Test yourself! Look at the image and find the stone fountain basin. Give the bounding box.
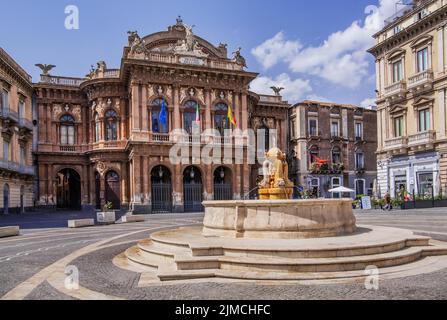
[202,199,356,239]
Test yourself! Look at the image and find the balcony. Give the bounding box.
[408,69,433,93]
[60,146,77,152]
[91,141,127,150]
[40,75,84,87]
[384,81,407,100]
[0,109,19,122]
[331,133,342,142]
[384,136,408,154]
[0,160,34,176]
[19,118,34,131]
[150,133,172,143]
[408,130,436,151]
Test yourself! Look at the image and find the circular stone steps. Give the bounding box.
[121,225,447,282]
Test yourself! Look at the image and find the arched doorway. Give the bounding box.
[3,184,10,215]
[95,172,101,210]
[151,166,172,213]
[56,169,81,210]
[183,166,203,212]
[214,166,233,200]
[105,171,121,210]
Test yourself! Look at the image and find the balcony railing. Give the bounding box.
[60,145,77,152]
[19,118,34,130]
[408,130,436,146]
[40,75,84,87]
[151,133,171,143]
[385,136,408,150]
[384,81,407,98]
[0,160,34,175]
[408,69,433,89]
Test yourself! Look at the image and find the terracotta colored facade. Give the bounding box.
[33,19,289,213]
[289,101,378,198]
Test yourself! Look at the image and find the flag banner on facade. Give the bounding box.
[195,101,201,123]
[228,105,237,126]
[159,100,167,126]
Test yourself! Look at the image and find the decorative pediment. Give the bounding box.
[387,48,405,61]
[388,104,406,114]
[413,96,434,108]
[411,34,433,49]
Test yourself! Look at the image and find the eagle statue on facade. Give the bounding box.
[270,86,284,96]
[35,64,56,76]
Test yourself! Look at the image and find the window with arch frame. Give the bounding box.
[104,109,118,141]
[60,114,75,145]
[183,100,198,134]
[151,98,169,134]
[214,103,230,135]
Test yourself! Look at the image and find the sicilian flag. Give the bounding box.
[228,105,237,126]
[159,100,167,126]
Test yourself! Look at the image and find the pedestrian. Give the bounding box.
[384,192,392,211]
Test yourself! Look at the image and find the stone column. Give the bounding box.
[205,88,211,130]
[439,89,446,139]
[131,83,140,131]
[142,85,148,131]
[82,106,87,145]
[121,161,129,206]
[46,104,51,143]
[173,164,183,212]
[205,165,213,200]
[82,165,88,206]
[241,92,248,131]
[143,156,149,204]
[173,85,181,130]
[438,25,445,73]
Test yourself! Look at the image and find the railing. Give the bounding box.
[385,136,408,149]
[408,130,436,146]
[40,75,84,87]
[258,95,283,103]
[103,69,120,78]
[212,135,233,145]
[60,145,77,152]
[408,69,433,88]
[0,160,34,175]
[151,133,171,143]
[0,108,19,122]
[384,81,407,97]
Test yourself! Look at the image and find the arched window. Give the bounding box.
[60,115,75,145]
[259,121,270,151]
[94,113,100,142]
[104,110,118,141]
[151,98,169,134]
[183,100,198,134]
[214,103,230,135]
[332,147,342,164]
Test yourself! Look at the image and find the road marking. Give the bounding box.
[0,222,199,300]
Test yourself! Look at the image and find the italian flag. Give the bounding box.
[228,105,237,126]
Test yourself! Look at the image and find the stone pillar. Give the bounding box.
[82,165,88,206]
[142,85,148,131]
[82,106,87,145]
[121,161,129,206]
[100,172,105,209]
[439,89,446,139]
[241,92,248,131]
[173,164,183,212]
[205,88,212,130]
[46,104,51,143]
[143,156,149,204]
[205,165,213,200]
[131,83,140,131]
[438,25,445,73]
[173,85,181,130]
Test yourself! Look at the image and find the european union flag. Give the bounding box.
[159,100,167,126]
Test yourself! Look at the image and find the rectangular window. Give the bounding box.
[417,48,429,73]
[331,121,339,137]
[3,141,9,161]
[392,60,403,83]
[20,146,25,166]
[61,126,68,145]
[418,172,433,196]
[2,89,9,112]
[332,177,341,199]
[418,109,430,132]
[394,116,404,137]
[18,100,25,120]
[309,119,318,136]
[291,119,296,139]
[356,153,365,170]
[355,122,363,140]
[68,126,75,145]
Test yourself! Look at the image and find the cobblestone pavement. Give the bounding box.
[1,208,447,300]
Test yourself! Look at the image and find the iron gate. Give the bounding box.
[214,183,233,200]
[151,183,173,213]
[184,183,203,212]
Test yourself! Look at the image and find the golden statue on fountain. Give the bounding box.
[258,147,294,200]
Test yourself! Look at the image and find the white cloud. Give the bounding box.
[250,73,312,102]
[305,94,331,103]
[251,32,301,69]
[251,0,397,88]
[360,97,377,109]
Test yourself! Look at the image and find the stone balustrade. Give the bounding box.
[40,75,84,87]
[408,69,434,89]
[385,136,408,149]
[384,80,407,98]
[408,130,436,146]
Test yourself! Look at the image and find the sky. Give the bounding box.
[0,0,401,107]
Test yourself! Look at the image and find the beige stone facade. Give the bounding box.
[0,48,35,214]
[32,19,289,213]
[369,0,447,197]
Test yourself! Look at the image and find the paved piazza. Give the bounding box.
[1,208,447,300]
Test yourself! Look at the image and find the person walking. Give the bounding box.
[384,192,392,211]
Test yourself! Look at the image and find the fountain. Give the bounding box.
[116,148,447,284]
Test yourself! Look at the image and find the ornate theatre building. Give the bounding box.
[33,18,289,213]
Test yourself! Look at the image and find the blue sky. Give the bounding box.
[0,0,398,106]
